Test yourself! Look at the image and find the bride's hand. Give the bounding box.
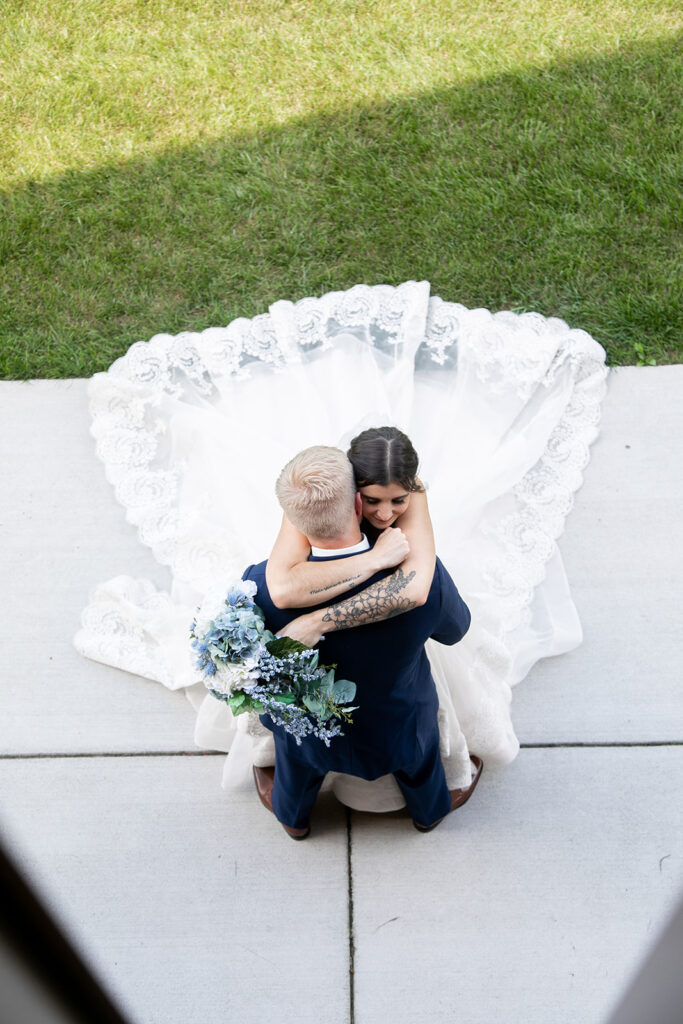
[372,527,410,569]
[277,610,324,648]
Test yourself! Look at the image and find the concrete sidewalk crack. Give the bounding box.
[0,751,223,759]
[520,741,683,748]
[2,742,682,761]
[346,807,356,1024]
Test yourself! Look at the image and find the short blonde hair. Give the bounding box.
[275,446,356,540]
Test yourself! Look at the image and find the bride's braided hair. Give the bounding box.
[347,426,423,492]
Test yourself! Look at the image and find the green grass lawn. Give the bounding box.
[1,0,681,378]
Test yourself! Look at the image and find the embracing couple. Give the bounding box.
[242,427,482,839]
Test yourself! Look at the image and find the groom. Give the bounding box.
[242,445,479,838]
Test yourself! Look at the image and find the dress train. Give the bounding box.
[74,281,607,810]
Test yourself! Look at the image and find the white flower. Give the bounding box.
[239,579,258,601]
[210,658,261,696]
[194,578,255,637]
[194,588,229,636]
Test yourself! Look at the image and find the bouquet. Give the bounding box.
[190,580,358,746]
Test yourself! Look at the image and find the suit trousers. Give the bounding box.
[271,734,451,829]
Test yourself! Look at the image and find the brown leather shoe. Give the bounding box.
[252,765,310,840]
[413,755,483,833]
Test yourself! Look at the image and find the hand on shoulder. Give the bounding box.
[371,526,410,570]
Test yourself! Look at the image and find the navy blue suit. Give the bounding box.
[242,549,471,828]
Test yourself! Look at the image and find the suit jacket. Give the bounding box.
[242,548,470,779]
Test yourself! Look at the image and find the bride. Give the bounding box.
[75,280,607,811]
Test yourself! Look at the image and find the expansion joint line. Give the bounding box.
[3,742,682,762]
[520,741,683,749]
[346,807,356,1024]
[0,751,223,759]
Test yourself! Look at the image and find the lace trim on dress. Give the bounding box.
[463,309,607,634]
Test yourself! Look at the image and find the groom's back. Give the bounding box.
[242,555,469,779]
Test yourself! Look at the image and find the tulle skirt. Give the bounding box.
[75,281,607,810]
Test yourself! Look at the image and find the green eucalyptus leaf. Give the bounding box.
[332,679,356,703]
[303,695,324,715]
[318,669,335,695]
[229,701,250,716]
[266,636,310,658]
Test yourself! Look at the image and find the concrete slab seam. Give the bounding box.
[0,751,225,759]
[519,741,683,748]
[346,807,356,1024]
[3,742,683,762]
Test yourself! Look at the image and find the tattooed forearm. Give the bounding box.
[320,569,418,630]
[310,574,363,597]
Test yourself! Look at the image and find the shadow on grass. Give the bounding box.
[1,33,680,377]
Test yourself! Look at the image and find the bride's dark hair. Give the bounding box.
[347,426,423,492]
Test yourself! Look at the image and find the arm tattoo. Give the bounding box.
[320,569,417,630]
[310,574,363,597]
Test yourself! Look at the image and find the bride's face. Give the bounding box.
[359,483,412,530]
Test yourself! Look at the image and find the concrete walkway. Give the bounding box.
[1,367,682,1024]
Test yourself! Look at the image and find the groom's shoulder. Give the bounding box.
[434,556,453,583]
[242,559,268,584]
[242,559,279,613]
[429,556,451,590]
[430,556,460,603]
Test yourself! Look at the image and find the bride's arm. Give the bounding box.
[277,485,437,643]
[380,483,436,607]
[265,514,410,609]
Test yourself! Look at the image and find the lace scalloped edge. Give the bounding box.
[85,284,608,663]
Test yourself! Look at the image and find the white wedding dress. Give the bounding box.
[74,281,607,810]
